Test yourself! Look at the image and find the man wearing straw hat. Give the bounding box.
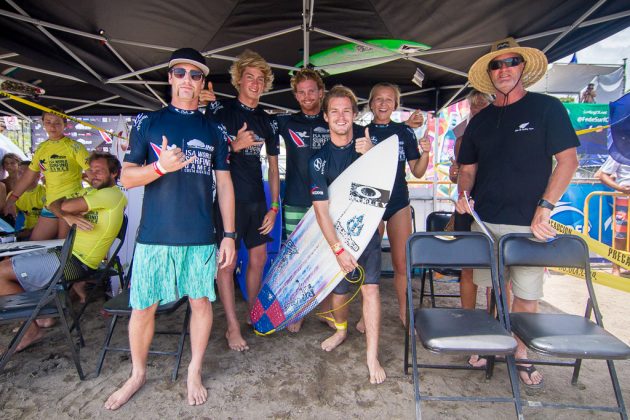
[455,38,579,388]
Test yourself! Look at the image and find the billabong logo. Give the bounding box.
[187,139,214,152]
[515,122,534,133]
[288,129,307,147]
[349,183,390,208]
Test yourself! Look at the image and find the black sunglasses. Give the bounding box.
[488,56,524,71]
[169,67,204,81]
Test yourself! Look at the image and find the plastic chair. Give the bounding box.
[404,231,522,419]
[95,259,190,381]
[71,214,128,331]
[419,211,461,307]
[0,226,85,379]
[499,233,630,418]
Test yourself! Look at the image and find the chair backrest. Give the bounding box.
[498,233,601,324]
[425,211,452,232]
[108,214,128,260]
[407,231,494,270]
[43,225,77,294]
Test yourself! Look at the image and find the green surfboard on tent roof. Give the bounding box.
[294,39,431,76]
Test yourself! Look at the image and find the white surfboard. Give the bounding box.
[251,135,399,334]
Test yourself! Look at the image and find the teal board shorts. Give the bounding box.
[130,243,217,310]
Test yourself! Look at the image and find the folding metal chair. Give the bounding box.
[499,233,630,418]
[404,231,522,419]
[95,259,190,381]
[0,226,85,379]
[71,214,128,330]
[419,211,461,307]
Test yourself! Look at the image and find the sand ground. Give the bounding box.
[1,271,629,419]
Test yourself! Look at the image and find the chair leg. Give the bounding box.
[95,313,120,377]
[428,271,436,308]
[54,294,85,380]
[410,312,422,419]
[172,303,191,381]
[505,354,525,420]
[419,269,427,306]
[571,358,583,385]
[606,359,628,420]
[404,289,411,375]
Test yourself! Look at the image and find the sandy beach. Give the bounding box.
[1,271,629,419]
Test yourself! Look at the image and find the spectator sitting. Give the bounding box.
[1,153,21,196]
[0,151,127,350]
[14,161,46,240]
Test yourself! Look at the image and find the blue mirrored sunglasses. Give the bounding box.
[169,67,204,81]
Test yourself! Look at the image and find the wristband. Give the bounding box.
[331,242,343,254]
[270,207,279,213]
[9,192,20,201]
[271,201,279,209]
[458,190,469,199]
[334,247,345,256]
[155,160,168,174]
[152,162,165,176]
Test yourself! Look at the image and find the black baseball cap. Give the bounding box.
[168,48,209,76]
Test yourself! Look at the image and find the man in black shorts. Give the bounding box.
[309,85,386,384]
[202,50,280,351]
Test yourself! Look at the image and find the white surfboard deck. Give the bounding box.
[251,135,399,334]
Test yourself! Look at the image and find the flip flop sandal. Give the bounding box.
[517,364,544,389]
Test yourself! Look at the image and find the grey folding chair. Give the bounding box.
[0,226,85,379]
[499,233,630,418]
[404,231,522,419]
[419,211,461,307]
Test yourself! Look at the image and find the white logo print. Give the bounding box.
[313,158,326,174]
[514,122,534,133]
[187,139,214,152]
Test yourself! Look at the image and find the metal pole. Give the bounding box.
[624,58,628,94]
[543,0,607,53]
[433,89,440,212]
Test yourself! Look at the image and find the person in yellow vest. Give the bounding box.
[14,161,46,240]
[0,151,126,351]
[4,106,90,240]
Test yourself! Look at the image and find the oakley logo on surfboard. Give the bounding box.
[349,183,390,208]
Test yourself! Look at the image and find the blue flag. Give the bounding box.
[607,92,630,164]
[569,53,578,64]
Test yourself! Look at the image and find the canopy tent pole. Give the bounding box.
[543,0,607,53]
[100,31,167,107]
[0,99,32,121]
[438,83,469,115]
[302,0,314,67]
[6,0,103,81]
[433,89,439,212]
[65,95,119,113]
[0,58,84,82]
[106,26,302,83]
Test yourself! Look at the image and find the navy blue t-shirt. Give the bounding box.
[458,92,580,225]
[309,139,360,201]
[125,104,230,245]
[206,98,280,202]
[277,111,330,206]
[367,121,420,210]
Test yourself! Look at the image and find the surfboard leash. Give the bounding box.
[315,265,365,328]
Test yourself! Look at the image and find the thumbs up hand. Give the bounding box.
[355,127,374,155]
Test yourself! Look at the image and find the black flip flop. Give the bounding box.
[516,364,544,389]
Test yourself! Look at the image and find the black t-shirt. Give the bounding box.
[125,104,230,245]
[206,98,280,202]
[458,92,580,225]
[309,139,360,201]
[277,111,330,206]
[367,121,420,209]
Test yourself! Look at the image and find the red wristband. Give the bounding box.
[270,207,279,213]
[9,192,20,201]
[334,247,345,256]
[152,161,165,176]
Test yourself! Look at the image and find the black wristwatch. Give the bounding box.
[223,232,237,240]
[537,199,555,211]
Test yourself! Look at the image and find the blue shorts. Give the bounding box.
[40,207,57,219]
[130,243,218,310]
[333,232,381,295]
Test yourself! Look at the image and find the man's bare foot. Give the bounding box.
[286,319,303,333]
[468,354,488,368]
[367,359,386,384]
[104,375,146,410]
[187,367,208,406]
[15,328,45,352]
[355,317,365,334]
[321,330,347,352]
[36,318,56,328]
[225,329,249,351]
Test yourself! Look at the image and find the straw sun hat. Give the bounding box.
[468,37,548,94]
